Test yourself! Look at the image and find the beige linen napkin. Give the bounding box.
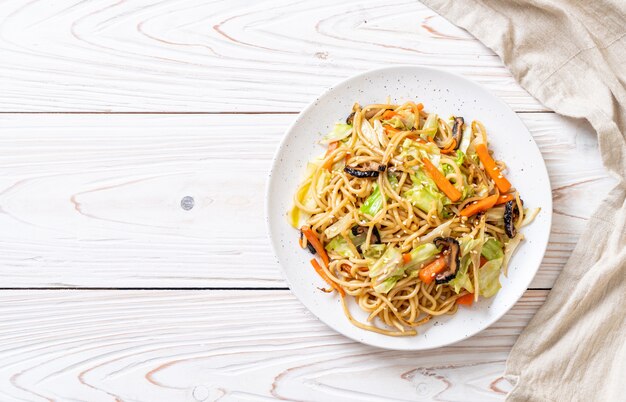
[420,1,626,401]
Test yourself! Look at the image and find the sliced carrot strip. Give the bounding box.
[441,139,457,154]
[310,258,345,296]
[383,124,399,135]
[456,293,474,305]
[495,193,515,205]
[402,253,412,264]
[301,227,330,267]
[459,194,499,217]
[382,110,397,120]
[418,256,447,285]
[421,157,462,202]
[475,143,511,193]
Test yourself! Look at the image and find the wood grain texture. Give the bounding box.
[0,113,613,288]
[0,289,547,402]
[0,0,546,113]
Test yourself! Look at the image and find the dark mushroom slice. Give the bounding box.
[451,117,464,150]
[351,225,381,246]
[504,200,520,238]
[433,237,461,284]
[299,229,317,255]
[346,112,355,125]
[344,162,386,178]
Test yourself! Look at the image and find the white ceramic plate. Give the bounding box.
[266,66,551,350]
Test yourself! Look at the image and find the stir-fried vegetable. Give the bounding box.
[310,258,345,296]
[321,123,353,144]
[418,256,447,285]
[325,236,356,258]
[369,246,403,282]
[421,157,462,202]
[421,112,438,139]
[301,227,330,267]
[456,293,474,305]
[459,194,498,217]
[478,258,503,297]
[475,143,511,193]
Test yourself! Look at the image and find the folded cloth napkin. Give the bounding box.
[420,1,626,401]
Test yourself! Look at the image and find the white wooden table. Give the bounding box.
[0,1,614,401]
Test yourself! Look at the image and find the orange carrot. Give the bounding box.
[421,157,462,202]
[456,293,474,305]
[441,139,457,154]
[459,194,499,217]
[475,143,511,193]
[310,258,345,296]
[495,193,515,205]
[383,124,399,135]
[402,253,412,264]
[322,141,339,170]
[418,256,447,285]
[382,110,397,120]
[301,227,330,267]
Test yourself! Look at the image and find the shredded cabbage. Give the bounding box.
[382,110,415,130]
[363,244,386,260]
[418,219,454,245]
[482,238,504,260]
[369,246,403,282]
[320,123,352,144]
[404,168,447,214]
[421,113,438,138]
[403,243,440,272]
[454,149,465,165]
[361,119,380,148]
[404,185,444,214]
[503,233,524,276]
[360,175,398,218]
[449,255,474,294]
[360,183,383,217]
[324,213,352,239]
[459,235,481,256]
[478,257,503,297]
[486,205,505,222]
[374,276,400,294]
[373,119,387,146]
[398,139,441,167]
[325,236,356,258]
[521,207,541,227]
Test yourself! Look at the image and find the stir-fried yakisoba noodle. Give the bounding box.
[289,101,540,336]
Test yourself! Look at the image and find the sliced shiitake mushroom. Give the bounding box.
[351,225,381,244]
[299,229,317,255]
[433,237,461,284]
[346,112,355,125]
[344,162,386,178]
[504,200,520,238]
[451,117,464,150]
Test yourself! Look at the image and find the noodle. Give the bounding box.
[290,101,536,336]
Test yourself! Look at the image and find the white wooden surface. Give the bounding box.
[0,0,614,401]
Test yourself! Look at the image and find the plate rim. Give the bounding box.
[265,64,553,350]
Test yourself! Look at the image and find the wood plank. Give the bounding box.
[0,289,547,401]
[0,113,612,288]
[0,0,546,113]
